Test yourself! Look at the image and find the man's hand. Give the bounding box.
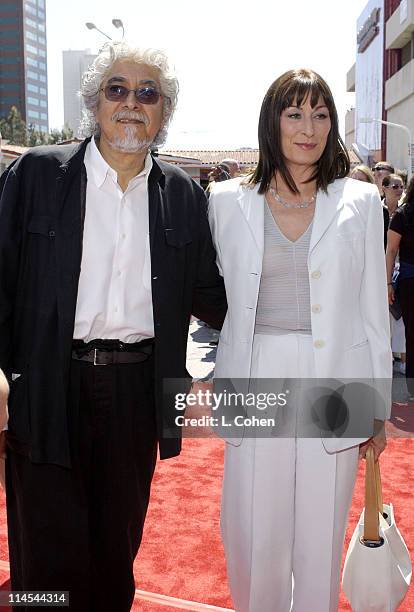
[359,419,387,462]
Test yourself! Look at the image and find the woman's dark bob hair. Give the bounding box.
[249,68,350,194]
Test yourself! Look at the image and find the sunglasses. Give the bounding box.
[386,184,404,190]
[100,84,163,105]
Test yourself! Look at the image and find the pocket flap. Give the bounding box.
[27,215,54,236]
[164,228,192,247]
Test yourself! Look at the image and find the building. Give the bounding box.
[384,0,414,173]
[63,49,97,136]
[0,0,48,132]
[346,0,414,174]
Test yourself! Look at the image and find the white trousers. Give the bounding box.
[221,333,359,612]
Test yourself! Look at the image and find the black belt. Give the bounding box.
[71,338,154,366]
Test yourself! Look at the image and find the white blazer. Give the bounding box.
[208,176,393,452]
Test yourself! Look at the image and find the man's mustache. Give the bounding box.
[111,111,149,126]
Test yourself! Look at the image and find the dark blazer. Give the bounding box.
[0,137,226,467]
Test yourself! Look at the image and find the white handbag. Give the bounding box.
[342,446,412,611]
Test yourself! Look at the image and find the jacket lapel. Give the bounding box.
[308,180,345,257]
[54,138,90,366]
[148,157,164,251]
[237,183,264,265]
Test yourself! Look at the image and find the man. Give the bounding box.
[219,158,240,178]
[372,160,394,192]
[0,42,226,612]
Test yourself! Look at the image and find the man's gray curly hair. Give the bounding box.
[79,41,179,148]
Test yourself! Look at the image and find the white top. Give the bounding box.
[73,137,154,342]
[255,201,312,335]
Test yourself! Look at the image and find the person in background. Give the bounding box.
[396,168,408,190]
[382,173,405,220]
[208,162,231,184]
[372,161,394,193]
[350,164,374,184]
[220,158,240,178]
[387,174,414,402]
[209,68,391,612]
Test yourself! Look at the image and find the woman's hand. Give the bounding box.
[359,419,387,462]
[388,284,395,305]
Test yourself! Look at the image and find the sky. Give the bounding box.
[46,0,369,149]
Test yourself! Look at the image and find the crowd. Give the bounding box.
[350,160,414,401]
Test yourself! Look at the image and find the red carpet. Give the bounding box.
[0,435,412,611]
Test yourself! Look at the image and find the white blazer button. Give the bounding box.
[314,339,325,349]
[312,304,322,313]
[311,270,321,279]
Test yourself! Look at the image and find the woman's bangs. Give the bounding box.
[282,79,328,110]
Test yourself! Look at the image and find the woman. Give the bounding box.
[387,174,414,402]
[382,174,407,374]
[350,164,375,184]
[382,173,405,218]
[208,69,392,612]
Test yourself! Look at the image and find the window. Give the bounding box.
[26,57,38,67]
[39,49,46,58]
[1,43,19,50]
[25,17,37,27]
[38,0,45,7]
[26,31,38,42]
[41,112,47,120]
[28,110,39,119]
[26,0,36,5]
[25,4,37,15]
[39,74,46,82]
[39,62,46,70]
[28,96,39,106]
[26,43,38,55]
[1,69,19,77]
[0,83,19,90]
[38,23,45,32]
[27,70,39,80]
[1,58,19,65]
[39,87,46,95]
[0,16,18,23]
[38,36,46,45]
[27,84,39,93]
[38,10,45,19]
[40,100,47,108]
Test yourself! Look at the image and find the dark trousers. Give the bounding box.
[399,277,414,396]
[6,356,158,612]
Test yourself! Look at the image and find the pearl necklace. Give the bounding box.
[269,185,316,209]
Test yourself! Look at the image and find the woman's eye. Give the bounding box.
[314,113,329,120]
[287,113,301,119]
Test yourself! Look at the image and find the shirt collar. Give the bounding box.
[86,136,153,189]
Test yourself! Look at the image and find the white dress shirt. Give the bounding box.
[73,137,154,342]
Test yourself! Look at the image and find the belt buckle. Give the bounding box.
[93,348,108,366]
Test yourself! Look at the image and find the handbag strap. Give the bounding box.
[363,446,383,542]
